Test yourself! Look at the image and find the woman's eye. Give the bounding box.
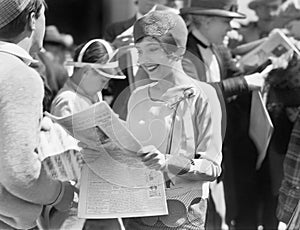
[149,47,159,52]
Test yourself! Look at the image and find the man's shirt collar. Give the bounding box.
[191,29,211,49]
[0,41,38,65]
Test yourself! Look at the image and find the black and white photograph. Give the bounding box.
[1,0,300,229]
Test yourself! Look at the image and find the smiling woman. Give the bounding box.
[124,10,226,229]
[136,37,175,80]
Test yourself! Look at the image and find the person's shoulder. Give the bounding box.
[52,84,77,106]
[189,79,221,103]
[0,54,43,91]
[131,83,153,98]
[51,88,77,116]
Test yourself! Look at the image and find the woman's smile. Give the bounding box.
[144,64,160,72]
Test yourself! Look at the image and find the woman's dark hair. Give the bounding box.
[73,41,111,64]
[0,0,46,39]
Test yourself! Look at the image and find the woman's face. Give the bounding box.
[286,20,300,40]
[255,4,279,21]
[81,67,110,96]
[136,37,174,81]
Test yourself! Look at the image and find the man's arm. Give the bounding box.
[0,67,68,205]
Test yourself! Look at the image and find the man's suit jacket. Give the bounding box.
[183,33,228,82]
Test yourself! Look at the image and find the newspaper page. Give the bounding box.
[39,122,79,161]
[249,91,274,170]
[238,29,300,68]
[45,101,168,218]
[38,120,82,182]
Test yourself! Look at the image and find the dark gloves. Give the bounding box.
[38,181,77,229]
[50,181,76,212]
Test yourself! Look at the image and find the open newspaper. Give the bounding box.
[45,101,168,219]
[238,29,300,68]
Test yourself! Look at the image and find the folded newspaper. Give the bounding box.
[45,101,168,219]
[238,29,300,69]
[38,119,82,182]
[249,91,274,170]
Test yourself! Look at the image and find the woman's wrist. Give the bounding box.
[164,155,192,175]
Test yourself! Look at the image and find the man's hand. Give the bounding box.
[278,221,287,230]
[40,116,53,131]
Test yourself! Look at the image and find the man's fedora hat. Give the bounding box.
[248,0,283,10]
[180,0,246,19]
[44,25,74,49]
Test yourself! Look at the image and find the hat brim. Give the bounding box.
[65,61,126,79]
[94,68,126,79]
[180,8,246,19]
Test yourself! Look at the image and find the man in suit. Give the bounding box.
[180,1,265,229]
[180,0,245,82]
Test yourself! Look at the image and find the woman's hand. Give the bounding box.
[137,145,166,171]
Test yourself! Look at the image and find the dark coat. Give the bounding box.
[183,32,228,82]
[104,16,136,42]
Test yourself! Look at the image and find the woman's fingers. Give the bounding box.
[141,152,159,162]
[78,142,88,148]
[137,145,166,170]
[137,145,157,155]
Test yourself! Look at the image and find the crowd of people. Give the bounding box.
[1,0,300,229]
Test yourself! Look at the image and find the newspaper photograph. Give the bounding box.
[45,101,142,152]
[45,101,168,218]
[238,29,300,68]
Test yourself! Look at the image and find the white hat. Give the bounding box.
[66,39,125,79]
